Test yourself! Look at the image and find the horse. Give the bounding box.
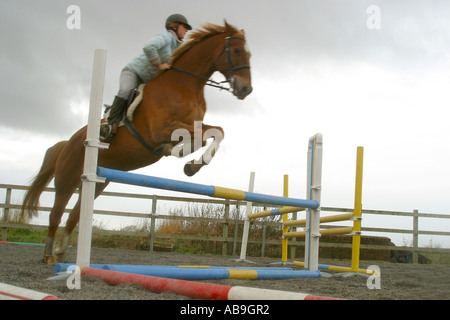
[21,22,252,264]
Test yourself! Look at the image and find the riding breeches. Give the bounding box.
[117,68,144,100]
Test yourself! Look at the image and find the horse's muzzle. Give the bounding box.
[232,76,253,100]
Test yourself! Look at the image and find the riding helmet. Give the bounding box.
[166,14,192,30]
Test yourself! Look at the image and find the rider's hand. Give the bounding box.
[158,63,171,71]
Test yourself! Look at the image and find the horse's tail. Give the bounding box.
[21,140,67,221]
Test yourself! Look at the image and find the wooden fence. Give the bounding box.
[1,183,450,263]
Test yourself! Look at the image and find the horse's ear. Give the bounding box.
[224,19,233,33]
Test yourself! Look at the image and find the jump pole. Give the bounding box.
[350,146,364,272]
[289,146,372,275]
[247,206,304,219]
[304,133,323,271]
[76,49,108,269]
[0,283,61,300]
[80,268,337,300]
[282,174,289,263]
[96,167,319,209]
[238,172,255,263]
[242,134,322,267]
[55,263,320,280]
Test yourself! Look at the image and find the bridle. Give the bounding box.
[171,35,251,93]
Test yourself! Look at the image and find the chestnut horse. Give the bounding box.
[21,22,252,264]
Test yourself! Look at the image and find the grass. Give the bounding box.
[401,236,450,264]
[422,239,450,264]
[5,227,48,244]
[153,203,283,255]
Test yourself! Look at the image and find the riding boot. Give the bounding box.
[100,96,128,143]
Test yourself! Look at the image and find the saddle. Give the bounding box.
[103,83,145,127]
[102,84,158,154]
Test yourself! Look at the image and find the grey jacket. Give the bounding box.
[126,31,181,82]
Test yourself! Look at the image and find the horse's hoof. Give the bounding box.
[155,143,173,157]
[184,163,195,176]
[55,252,65,262]
[44,256,57,265]
[184,162,203,177]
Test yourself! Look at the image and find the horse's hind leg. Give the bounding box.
[53,197,80,262]
[54,182,109,262]
[44,188,76,264]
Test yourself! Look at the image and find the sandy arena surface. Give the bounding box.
[1,243,449,302]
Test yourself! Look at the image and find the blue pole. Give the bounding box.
[97,167,215,197]
[97,167,319,208]
[55,264,321,280]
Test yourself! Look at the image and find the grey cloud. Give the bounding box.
[1,0,450,137]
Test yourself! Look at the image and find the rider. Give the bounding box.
[100,14,192,142]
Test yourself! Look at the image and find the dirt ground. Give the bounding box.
[1,242,449,301]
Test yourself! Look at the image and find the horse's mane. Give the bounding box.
[170,22,241,65]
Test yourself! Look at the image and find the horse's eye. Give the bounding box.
[233,48,241,54]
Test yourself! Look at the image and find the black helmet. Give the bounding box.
[166,14,192,30]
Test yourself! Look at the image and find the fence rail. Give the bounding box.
[1,183,450,261]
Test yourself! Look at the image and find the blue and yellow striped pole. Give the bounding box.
[55,263,321,280]
[247,206,304,219]
[97,167,320,208]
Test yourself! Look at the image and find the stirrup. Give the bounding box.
[100,123,117,143]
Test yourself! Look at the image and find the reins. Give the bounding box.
[170,66,234,92]
[170,35,250,93]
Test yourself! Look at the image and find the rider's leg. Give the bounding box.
[100,68,142,142]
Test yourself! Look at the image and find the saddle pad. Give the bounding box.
[103,83,145,127]
[124,83,145,124]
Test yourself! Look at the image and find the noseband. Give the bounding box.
[171,35,251,93]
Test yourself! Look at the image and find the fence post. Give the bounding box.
[1,188,11,241]
[413,209,419,264]
[232,202,240,256]
[149,195,157,252]
[222,200,230,255]
[290,210,297,259]
[261,214,267,257]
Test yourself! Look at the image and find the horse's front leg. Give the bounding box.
[181,123,224,176]
[152,121,224,176]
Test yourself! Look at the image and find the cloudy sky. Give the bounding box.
[1,0,449,246]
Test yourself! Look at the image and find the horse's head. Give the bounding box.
[170,21,253,100]
[214,22,253,100]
